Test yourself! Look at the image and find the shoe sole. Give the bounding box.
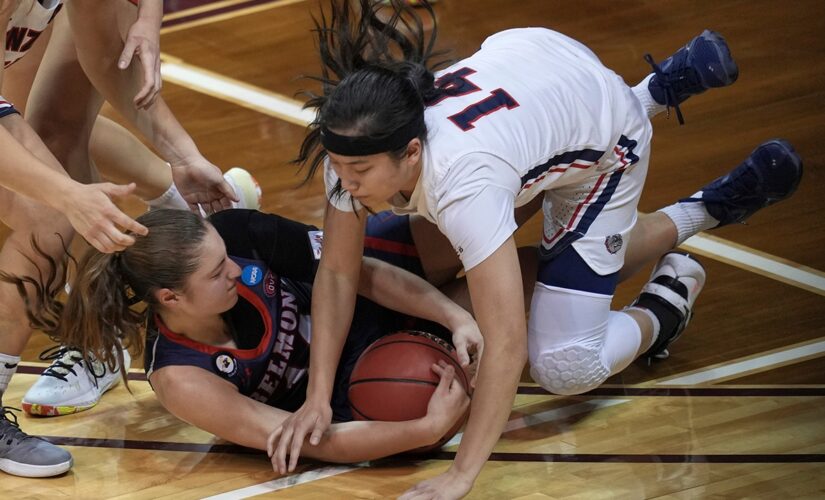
[22,374,123,417]
[225,167,262,210]
[0,456,73,478]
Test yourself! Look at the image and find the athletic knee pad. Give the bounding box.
[529,345,611,396]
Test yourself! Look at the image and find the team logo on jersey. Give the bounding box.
[263,270,277,298]
[213,352,238,378]
[604,234,623,254]
[241,265,263,286]
[308,230,324,260]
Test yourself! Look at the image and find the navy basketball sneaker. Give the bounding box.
[684,139,803,227]
[646,30,739,124]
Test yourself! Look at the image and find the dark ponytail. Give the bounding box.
[295,0,451,186]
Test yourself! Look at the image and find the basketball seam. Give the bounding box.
[359,339,470,389]
[349,377,439,387]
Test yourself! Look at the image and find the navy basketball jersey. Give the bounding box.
[145,255,312,412]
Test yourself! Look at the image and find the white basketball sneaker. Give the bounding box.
[630,252,706,362]
[21,346,130,417]
[223,167,262,210]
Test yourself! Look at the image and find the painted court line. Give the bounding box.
[159,56,315,127]
[201,465,359,499]
[681,232,825,296]
[655,338,825,386]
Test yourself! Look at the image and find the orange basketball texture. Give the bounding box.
[348,331,470,449]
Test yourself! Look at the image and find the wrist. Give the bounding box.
[414,415,442,446]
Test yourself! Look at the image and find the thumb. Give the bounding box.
[102,182,138,200]
[119,38,138,69]
[452,336,470,367]
[218,178,239,203]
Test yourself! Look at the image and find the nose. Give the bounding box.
[340,175,359,194]
[228,260,242,281]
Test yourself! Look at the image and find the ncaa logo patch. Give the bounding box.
[604,234,623,254]
[241,265,263,286]
[213,352,238,378]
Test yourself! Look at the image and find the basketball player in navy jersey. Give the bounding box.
[2,208,478,465]
[279,2,803,498]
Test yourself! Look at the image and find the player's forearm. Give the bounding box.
[311,418,437,463]
[306,266,360,401]
[358,256,472,331]
[0,128,76,208]
[450,332,525,479]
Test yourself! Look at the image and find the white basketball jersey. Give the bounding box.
[326,28,652,270]
[4,0,63,68]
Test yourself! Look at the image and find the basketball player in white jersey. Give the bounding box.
[275,2,803,498]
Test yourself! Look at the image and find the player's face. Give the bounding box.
[327,139,422,207]
[178,226,242,315]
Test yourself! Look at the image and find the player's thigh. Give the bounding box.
[1,24,53,114]
[540,144,650,277]
[25,12,103,172]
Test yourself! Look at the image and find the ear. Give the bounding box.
[405,138,422,165]
[155,288,180,308]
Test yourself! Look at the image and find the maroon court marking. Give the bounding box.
[161,0,286,29]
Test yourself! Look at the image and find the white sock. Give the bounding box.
[632,74,667,118]
[146,182,189,211]
[625,306,661,352]
[0,352,21,398]
[658,196,721,246]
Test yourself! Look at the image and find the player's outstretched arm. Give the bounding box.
[0,123,147,252]
[271,203,367,474]
[401,237,527,500]
[150,363,468,465]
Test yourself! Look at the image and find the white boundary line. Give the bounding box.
[159,57,315,127]
[680,233,825,296]
[201,465,360,500]
[654,338,825,386]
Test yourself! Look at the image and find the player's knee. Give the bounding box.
[528,344,610,395]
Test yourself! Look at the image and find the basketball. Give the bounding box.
[348,330,470,450]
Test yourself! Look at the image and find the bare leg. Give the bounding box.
[619,212,678,282]
[0,114,75,356]
[90,116,172,200]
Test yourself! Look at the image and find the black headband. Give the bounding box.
[320,117,423,156]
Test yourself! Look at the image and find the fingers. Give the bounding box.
[308,419,325,446]
[118,38,138,70]
[288,416,312,472]
[432,361,455,395]
[266,426,283,458]
[453,337,471,367]
[274,423,294,474]
[218,178,240,204]
[135,49,160,109]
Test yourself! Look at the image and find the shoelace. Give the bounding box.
[38,345,106,384]
[643,53,702,126]
[1,407,28,446]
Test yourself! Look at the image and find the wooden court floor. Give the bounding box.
[2,0,824,498]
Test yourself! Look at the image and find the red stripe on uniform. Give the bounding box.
[565,173,607,230]
[363,236,419,257]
